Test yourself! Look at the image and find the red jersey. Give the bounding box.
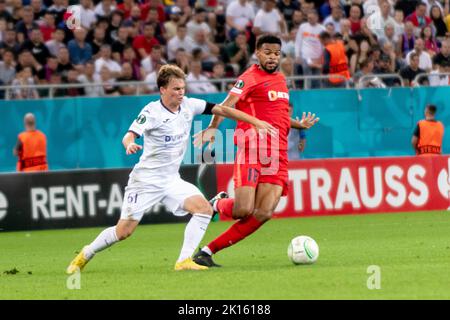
[229,64,290,151]
[132,35,160,55]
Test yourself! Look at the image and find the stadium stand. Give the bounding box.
[0,0,450,99]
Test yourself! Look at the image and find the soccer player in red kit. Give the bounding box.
[192,35,319,267]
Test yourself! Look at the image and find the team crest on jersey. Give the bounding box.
[182,112,191,121]
[234,80,245,89]
[136,114,146,124]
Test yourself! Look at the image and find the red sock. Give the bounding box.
[217,198,234,219]
[207,215,264,254]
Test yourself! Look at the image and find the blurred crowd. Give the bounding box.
[1,0,450,99]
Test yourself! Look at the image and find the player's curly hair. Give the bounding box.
[256,34,282,49]
[157,64,186,89]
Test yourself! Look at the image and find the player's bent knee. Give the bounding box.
[188,203,213,216]
[117,234,126,241]
[232,205,254,219]
[254,209,273,222]
[116,227,134,241]
[117,232,131,241]
[195,204,213,216]
[184,197,213,215]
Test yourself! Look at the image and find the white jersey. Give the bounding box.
[295,22,325,61]
[128,97,207,182]
[253,9,283,35]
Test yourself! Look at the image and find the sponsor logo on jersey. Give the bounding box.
[268,90,289,102]
[165,133,186,143]
[136,114,146,124]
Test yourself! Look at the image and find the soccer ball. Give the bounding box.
[287,236,319,265]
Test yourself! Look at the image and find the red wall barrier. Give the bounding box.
[215,155,450,218]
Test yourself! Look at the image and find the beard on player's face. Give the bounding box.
[260,60,279,73]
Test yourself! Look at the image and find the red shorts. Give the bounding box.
[233,148,289,196]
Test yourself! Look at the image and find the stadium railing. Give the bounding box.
[0,75,351,100]
[0,78,235,99]
[413,72,450,86]
[357,73,405,88]
[3,73,450,100]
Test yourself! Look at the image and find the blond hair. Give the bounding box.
[157,64,186,89]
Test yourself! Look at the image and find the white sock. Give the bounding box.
[84,226,119,260]
[212,200,219,212]
[177,214,211,262]
[202,246,213,256]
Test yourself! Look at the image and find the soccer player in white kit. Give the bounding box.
[66,65,276,272]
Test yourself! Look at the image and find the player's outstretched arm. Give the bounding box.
[193,94,277,149]
[211,104,276,136]
[122,131,143,155]
[192,94,238,149]
[208,94,240,129]
[291,112,320,129]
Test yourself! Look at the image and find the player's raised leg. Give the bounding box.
[66,219,139,274]
[252,183,283,223]
[213,186,255,219]
[174,194,213,271]
[212,183,281,252]
[213,150,259,219]
[195,183,282,267]
[194,186,256,266]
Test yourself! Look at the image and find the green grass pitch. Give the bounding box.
[1,210,449,300]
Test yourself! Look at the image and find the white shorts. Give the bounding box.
[120,176,204,221]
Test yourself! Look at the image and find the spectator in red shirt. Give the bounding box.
[117,0,136,19]
[132,22,160,59]
[141,0,166,23]
[145,7,167,44]
[349,4,362,35]
[39,11,56,42]
[406,2,431,29]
